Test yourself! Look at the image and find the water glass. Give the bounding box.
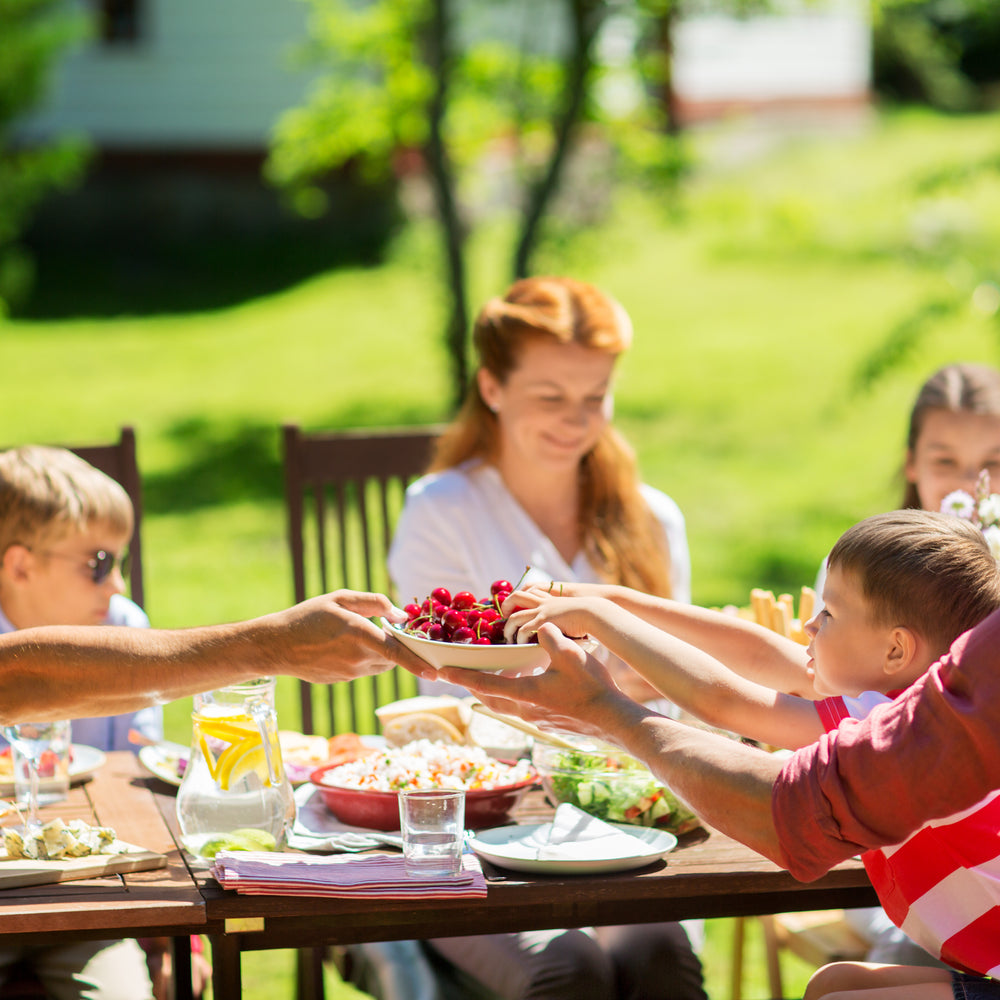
[399,789,465,878]
[4,720,72,825]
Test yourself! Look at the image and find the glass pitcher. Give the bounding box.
[176,677,295,860]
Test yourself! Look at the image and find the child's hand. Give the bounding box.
[500,591,609,645]
[521,581,615,602]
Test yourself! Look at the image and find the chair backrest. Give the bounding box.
[2,427,145,611]
[282,423,441,735]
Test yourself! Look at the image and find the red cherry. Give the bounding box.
[478,608,500,624]
[490,579,513,596]
[467,609,485,628]
[428,622,445,641]
[452,591,477,610]
[452,626,475,644]
[417,620,433,634]
[442,609,467,631]
[431,587,452,606]
[490,592,512,612]
[473,636,492,645]
[404,603,422,620]
[489,621,507,644]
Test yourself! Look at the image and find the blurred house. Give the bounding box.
[17,0,399,282]
[20,0,312,158]
[23,0,872,155]
[671,0,871,126]
[18,0,870,251]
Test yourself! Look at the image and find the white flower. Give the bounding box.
[941,490,977,520]
[977,493,1000,529]
[983,525,1000,561]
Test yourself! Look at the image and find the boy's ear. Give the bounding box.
[1,543,33,583]
[884,626,918,678]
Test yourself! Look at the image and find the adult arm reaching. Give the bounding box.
[0,590,422,725]
[418,608,1000,881]
[426,623,788,864]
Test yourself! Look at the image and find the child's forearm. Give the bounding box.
[586,605,821,750]
[600,592,813,697]
[588,606,770,735]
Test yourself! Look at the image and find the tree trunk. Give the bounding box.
[422,0,469,409]
[512,0,605,279]
[655,4,681,136]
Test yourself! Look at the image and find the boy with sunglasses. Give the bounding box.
[0,445,161,752]
[0,445,160,1000]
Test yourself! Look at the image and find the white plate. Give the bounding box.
[138,741,188,787]
[385,620,595,672]
[468,821,677,875]
[0,744,107,797]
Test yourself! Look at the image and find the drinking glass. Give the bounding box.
[399,789,466,877]
[3,721,71,830]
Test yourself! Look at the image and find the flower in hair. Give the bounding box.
[940,470,1000,560]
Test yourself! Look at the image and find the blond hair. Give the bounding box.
[828,509,1000,656]
[0,446,133,555]
[432,275,672,596]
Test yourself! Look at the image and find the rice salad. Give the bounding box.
[319,739,535,792]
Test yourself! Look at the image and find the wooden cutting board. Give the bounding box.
[0,845,166,890]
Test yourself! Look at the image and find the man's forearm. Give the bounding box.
[597,701,786,864]
[0,623,269,723]
[0,590,415,725]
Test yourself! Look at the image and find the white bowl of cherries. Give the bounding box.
[385,579,552,672]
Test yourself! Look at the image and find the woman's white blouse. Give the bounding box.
[388,460,690,699]
[389,460,690,606]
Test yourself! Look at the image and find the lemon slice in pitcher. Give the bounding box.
[216,742,268,790]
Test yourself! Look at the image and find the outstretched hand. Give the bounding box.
[429,623,641,742]
[274,590,429,683]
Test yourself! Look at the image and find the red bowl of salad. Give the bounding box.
[309,740,537,831]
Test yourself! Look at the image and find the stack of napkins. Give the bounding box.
[535,803,648,861]
[212,850,487,899]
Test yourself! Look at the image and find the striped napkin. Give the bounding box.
[211,850,488,899]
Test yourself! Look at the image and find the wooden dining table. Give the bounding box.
[0,752,879,1000]
[187,788,878,1000]
[0,752,205,999]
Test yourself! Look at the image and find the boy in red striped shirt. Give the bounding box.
[495,509,1000,999]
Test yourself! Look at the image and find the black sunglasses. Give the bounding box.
[30,548,130,585]
[83,549,130,585]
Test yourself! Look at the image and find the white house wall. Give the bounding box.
[673,0,871,104]
[21,0,871,151]
[20,0,316,149]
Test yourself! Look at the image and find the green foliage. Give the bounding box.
[266,0,432,194]
[267,0,693,401]
[872,0,1000,110]
[0,0,91,311]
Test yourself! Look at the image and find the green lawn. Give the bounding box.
[4,106,1000,998]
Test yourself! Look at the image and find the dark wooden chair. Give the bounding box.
[282,423,441,738]
[69,426,146,611]
[282,423,442,1000]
